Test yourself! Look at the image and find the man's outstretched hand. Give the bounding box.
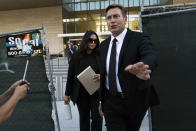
[124,62,151,80]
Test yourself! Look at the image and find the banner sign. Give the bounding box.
[5,32,43,57]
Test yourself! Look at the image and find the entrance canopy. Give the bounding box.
[58,32,111,43]
[58,32,111,38]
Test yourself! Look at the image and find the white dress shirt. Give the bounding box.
[105,28,127,92]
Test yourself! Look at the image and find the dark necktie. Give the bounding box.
[109,38,117,96]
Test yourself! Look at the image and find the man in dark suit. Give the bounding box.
[98,4,159,131]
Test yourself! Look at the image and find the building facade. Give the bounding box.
[0,0,195,55]
[62,0,172,34]
[0,0,63,55]
[61,0,192,44]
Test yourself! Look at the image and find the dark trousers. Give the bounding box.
[76,88,102,131]
[102,94,146,131]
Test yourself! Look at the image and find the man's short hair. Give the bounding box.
[106,4,127,17]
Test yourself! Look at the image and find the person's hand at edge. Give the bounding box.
[93,74,100,81]
[10,80,30,90]
[124,62,151,80]
[14,84,29,100]
[64,96,70,104]
[98,102,104,117]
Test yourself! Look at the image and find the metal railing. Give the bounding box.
[42,25,60,131]
[141,2,196,18]
[47,50,68,101]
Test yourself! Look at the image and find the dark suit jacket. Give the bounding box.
[65,53,100,104]
[99,29,160,113]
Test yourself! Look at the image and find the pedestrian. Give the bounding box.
[64,30,103,131]
[98,4,160,131]
[66,40,73,64]
[73,44,79,53]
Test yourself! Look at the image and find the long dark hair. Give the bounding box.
[78,30,100,58]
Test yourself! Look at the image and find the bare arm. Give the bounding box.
[0,81,29,124]
[0,88,15,106]
[0,80,22,106]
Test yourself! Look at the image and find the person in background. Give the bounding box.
[77,43,80,51]
[73,44,79,53]
[64,30,102,131]
[0,80,29,123]
[98,4,159,131]
[66,40,74,64]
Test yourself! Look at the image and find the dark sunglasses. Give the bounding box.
[88,38,98,44]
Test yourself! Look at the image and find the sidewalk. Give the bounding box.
[48,58,150,131]
[56,101,149,131]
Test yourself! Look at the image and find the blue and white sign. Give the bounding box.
[5,32,43,57]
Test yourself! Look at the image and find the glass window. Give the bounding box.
[157,0,161,4]
[101,20,108,32]
[76,21,88,33]
[143,0,150,6]
[133,0,139,7]
[62,0,72,4]
[119,0,124,6]
[95,2,100,10]
[96,20,101,32]
[75,3,80,11]
[105,0,109,9]
[113,0,118,4]
[110,0,115,5]
[89,2,95,10]
[63,0,145,34]
[127,14,140,31]
[71,3,75,11]
[88,14,100,21]
[101,1,105,9]
[140,0,143,6]
[66,22,75,33]
[88,20,97,31]
[124,0,129,7]
[150,0,158,5]
[63,4,74,11]
[81,3,87,10]
[88,1,100,10]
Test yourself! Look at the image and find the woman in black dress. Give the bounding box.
[64,30,102,131]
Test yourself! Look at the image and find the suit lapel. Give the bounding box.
[102,37,111,71]
[118,29,132,69]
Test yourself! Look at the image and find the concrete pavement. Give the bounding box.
[56,101,149,131]
[47,58,150,131]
